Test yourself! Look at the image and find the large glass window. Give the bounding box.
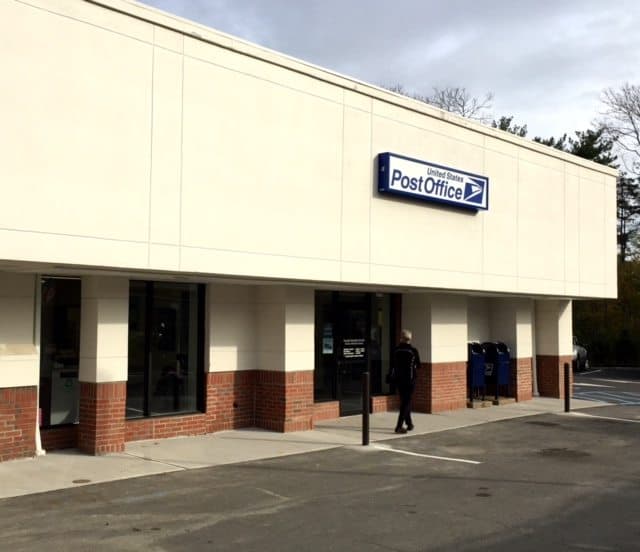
[39,277,81,427]
[126,281,205,419]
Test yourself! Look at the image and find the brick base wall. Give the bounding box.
[206,371,256,432]
[41,425,78,451]
[313,401,340,422]
[512,357,533,402]
[0,386,37,461]
[78,381,126,455]
[255,371,314,432]
[126,414,208,442]
[415,362,467,413]
[413,363,429,413]
[371,394,399,413]
[537,355,573,398]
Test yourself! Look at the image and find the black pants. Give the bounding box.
[396,385,414,429]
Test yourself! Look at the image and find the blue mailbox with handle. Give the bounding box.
[482,341,511,402]
[495,342,511,388]
[467,342,486,401]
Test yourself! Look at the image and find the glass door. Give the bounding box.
[335,293,369,416]
[39,277,81,427]
[315,291,397,416]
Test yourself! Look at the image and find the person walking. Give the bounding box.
[392,329,420,434]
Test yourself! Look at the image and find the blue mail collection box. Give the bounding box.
[482,341,511,387]
[467,342,486,395]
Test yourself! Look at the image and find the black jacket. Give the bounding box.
[392,343,420,388]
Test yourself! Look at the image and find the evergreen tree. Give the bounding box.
[491,116,528,137]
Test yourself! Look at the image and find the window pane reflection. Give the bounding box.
[126,281,203,419]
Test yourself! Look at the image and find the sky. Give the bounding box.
[142,0,640,139]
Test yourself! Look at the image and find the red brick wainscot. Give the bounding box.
[537,355,573,398]
[126,413,208,442]
[0,386,37,461]
[371,394,400,413]
[511,357,533,402]
[78,381,126,455]
[414,362,468,413]
[127,370,258,442]
[313,401,340,423]
[255,370,314,432]
[41,424,78,451]
[206,370,256,433]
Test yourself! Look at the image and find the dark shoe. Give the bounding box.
[407,424,415,431]
[394,427,407,434]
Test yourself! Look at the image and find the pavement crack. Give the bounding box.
[121,452,187,471]
[255,487,289,500]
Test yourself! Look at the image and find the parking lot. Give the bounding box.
[574,366,640,406]
[2,396,640,551]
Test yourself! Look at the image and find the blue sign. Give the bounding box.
[378,152,489,211]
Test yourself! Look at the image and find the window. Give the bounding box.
[126,281,205,418]
[39,277,81,427]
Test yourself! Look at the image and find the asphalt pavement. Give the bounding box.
[574,366,640,405]
[2,370,640,551]
[2,401,640,551]
[0,396,598,499]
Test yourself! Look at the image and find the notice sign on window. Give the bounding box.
[342,338,366,359]
[322,337,334,354]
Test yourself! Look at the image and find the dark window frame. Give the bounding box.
[126,281,205,419]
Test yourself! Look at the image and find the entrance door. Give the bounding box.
[334,293,369,415]
[39,277,81,427]
[315,291,397,415]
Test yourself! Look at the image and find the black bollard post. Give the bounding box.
[362,371,370,446]
[564,362,571,413]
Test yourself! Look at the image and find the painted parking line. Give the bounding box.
[580,369,602,376]
[573,382,614,388]
[591,378,640,385]
[571,411,640,424]
[573,390,640,405]
[372,444,481,465]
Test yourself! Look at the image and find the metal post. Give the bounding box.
[362,371,370,446]
[564,362,571,412]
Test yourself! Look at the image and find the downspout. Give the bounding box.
[531,300,539,397]
[33,274,46,456]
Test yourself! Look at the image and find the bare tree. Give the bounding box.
[424,87,494,122]
[601,83,640,173]
[386,84,493,122]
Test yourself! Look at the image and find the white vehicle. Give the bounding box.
[573,337,590,371]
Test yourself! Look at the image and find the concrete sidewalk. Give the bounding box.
[0,397,605,499]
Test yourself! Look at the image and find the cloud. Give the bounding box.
[144,0,640,137]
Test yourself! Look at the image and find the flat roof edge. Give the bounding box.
[85,0,618,178]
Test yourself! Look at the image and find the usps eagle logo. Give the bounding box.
[463,178,486,205]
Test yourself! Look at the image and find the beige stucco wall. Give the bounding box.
[467,298,490,344]
[208,284,257,373]
[402,293,467,363]
[209,284,314,373]
[256,286,314,373]
[0,0,617,300]
[0,274,39,388]
[535,300,573,356]
[79,276,129,383]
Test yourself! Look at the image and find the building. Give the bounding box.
[0,0,617,462]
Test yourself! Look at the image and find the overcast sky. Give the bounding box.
[143,0,640,139]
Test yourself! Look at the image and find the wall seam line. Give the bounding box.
[147,27,156,267]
